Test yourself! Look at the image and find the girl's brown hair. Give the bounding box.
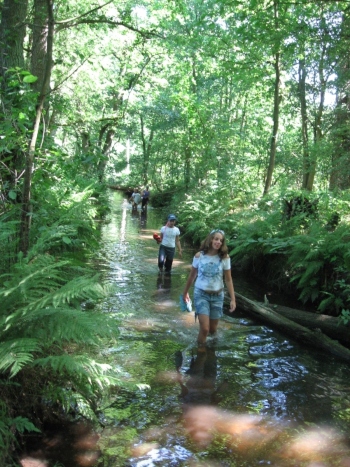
[200,230,228,259]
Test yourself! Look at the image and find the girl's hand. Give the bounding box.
[183,293,190,303]
[229,300,236,312]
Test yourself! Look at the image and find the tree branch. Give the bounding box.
[55,0,114,26]
[57,18,161,38]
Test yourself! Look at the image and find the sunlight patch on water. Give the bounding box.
[129,444,194,466]
[122,318,171,332]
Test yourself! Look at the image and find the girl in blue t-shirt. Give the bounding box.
[182,229,236,346]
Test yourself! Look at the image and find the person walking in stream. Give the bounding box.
[129,188,141,210]
[141,186,150,211]
[182,229,236,347]
[158,214,182,274]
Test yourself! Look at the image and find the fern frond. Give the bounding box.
[11,417,41,434]
[0,339,40,377]
[296,261,324,288]
[33,355,120,388]
[0,258,69,308]
[0,254,116,317]
[1,305,119,344]
[51,276,111,307]
[20,274,109,314]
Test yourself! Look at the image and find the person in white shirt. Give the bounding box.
[182,229,236,346]
[158,214,182,273]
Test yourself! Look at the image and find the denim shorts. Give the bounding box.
[194,288,224,319]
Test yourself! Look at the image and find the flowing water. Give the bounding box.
[19,192,350,467]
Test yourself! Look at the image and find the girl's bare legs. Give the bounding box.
[197,316,219,345]
[209,319,219,336]
[197,315,209,345]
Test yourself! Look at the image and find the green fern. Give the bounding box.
[0,216,20,273]
[0,245,122,436]
[33,355,119,388]
[10,416,41,434]
[0,339,39,376]
[286,225,350,308]
[25,186,101,261]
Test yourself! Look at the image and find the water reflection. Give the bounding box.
[19,421,100,467]
[177,346,220,406]
[152,272,175,313]
[156,271,172,293]
[140,208,147,229]
[130,206,140,220]
[130,203,148,232]
[120,200,128,242]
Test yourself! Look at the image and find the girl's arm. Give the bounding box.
[224,269,236,313]
[183,267,198,302]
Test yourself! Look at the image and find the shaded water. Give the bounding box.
[20,192,350,467]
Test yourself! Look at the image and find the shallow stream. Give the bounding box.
[20,192,350,467]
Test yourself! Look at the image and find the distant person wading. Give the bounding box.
[158,214,182,274]
[141,186,150,210]
[129,188,141,210]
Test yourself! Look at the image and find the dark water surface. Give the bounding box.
[20,192,350,467]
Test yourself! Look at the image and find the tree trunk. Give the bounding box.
[263,0,280,196]
[20,0,54,255]
[266,303,350,346]
[0,0,29,201]
[330,11,350,190]
[330,100,350,190]
[184,140,191,190]
[302,17,327,192]
[140,115,154,186]
[230,293,350,362]
[98,126,115,182]
[298,57,310,189]
[30,0,51,95]
[0,0,28,75]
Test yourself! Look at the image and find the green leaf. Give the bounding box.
[22,75,38,83]
[12,417,41,433]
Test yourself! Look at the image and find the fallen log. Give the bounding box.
[266,302,350,346]
[232,293,350,362]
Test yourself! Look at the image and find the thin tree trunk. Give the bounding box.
[140,114,154,185]
[303,19,327,191]
[95,124,115,182]
[263,0,280,196]
[184,138,191,190]
[183,57,197,190]
[298,57,310,189]
[20,0,54,255]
